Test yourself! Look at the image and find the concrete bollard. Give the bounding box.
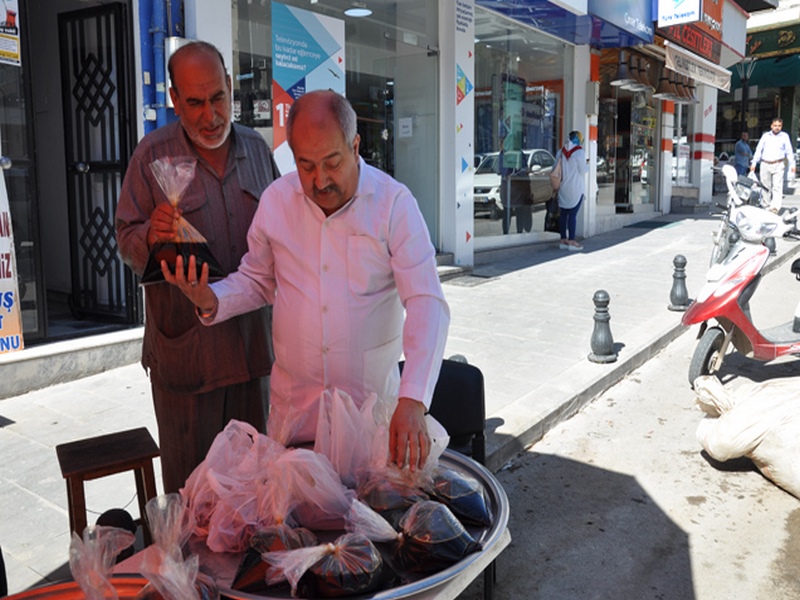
[668,254,690,311]
[588,289,617,363]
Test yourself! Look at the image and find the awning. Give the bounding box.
[728,55,800,90]
[665,41,732,92]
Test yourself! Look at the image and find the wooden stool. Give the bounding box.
[56,427,159,546]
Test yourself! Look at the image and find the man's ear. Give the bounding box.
[169,88,179,114]
[352,133,361,157]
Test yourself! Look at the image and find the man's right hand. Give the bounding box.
[147,203,181,248]
[161,254,217,315]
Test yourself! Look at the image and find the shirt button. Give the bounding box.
[322,347,329,354]
[322,264,329,272]
[322,305,328,313]
[231,245,237,253]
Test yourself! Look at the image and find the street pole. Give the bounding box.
[736,58,757,136]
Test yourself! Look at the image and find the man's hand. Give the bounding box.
[161,254,217,314]
[389,397,430,472]
[147,203,181,248]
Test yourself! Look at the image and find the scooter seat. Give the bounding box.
[792,258,800,277]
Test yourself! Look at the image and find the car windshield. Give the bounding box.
[476,154,500,174]
[476,151,531,174]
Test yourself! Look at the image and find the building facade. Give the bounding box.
[0,0,757,346]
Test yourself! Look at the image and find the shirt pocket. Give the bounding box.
[147,322,205,392]
[346,235,393,296]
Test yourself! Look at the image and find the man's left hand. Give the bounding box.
[389,397,430,472]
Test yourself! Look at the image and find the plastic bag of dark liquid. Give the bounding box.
[231,524,318,592]
[393,500,481,573]
[140,157,225,285]
[429,467,493,527]
[264,532,395,598]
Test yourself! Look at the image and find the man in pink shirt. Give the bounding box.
[162,90,450,472]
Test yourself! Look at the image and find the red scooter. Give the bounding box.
[682,235,800,387]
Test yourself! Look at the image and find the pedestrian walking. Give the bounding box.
[734,131,753,176]
[750,117,795,213]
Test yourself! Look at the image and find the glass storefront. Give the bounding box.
[597,49,657,212]
[231,0,440,244]
[472,10,571,238]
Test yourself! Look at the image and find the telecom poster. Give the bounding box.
[0,138,23,353]
[271,2,345,174]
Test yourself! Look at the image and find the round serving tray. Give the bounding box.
[218,449,510,600]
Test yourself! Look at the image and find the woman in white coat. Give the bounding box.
[556,130,588,250]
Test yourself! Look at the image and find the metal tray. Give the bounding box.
[211,449,511,599]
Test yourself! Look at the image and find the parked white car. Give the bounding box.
[473,149,556,218]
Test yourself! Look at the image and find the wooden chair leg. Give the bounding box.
[66,477,87,539]
[134,465,157,546]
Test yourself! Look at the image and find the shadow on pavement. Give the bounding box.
[458,453,695,599]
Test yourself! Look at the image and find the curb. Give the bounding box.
[482,239,800,472]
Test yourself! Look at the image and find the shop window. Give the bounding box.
[597,50,657,211]
[472,8,570,238]
[231,0,440,244]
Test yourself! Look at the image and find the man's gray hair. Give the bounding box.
[287,90,357,149]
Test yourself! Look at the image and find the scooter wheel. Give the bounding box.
[688,327,725,387]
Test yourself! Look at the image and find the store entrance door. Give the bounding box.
[58,3,137,322]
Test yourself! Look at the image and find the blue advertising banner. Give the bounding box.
[271,2,345,173]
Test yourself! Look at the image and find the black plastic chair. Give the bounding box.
[399,358,495,599]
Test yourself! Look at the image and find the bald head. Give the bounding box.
[286,90,357,150]
[168,41,227,96]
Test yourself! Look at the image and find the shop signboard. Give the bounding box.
[746,21,800,58]
[588,0,653,44]
[657,0,701,28]
[0,140,23,353]
[665,41,731,91]
[271,1,345,174]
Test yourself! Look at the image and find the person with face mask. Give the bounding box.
[115,41,280,493]
[555,130,588,250]
[162,90,450,474]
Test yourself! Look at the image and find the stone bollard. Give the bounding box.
[668,254,690,311]
[588,289,617,363]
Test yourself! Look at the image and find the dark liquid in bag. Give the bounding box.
[141,242,226,285]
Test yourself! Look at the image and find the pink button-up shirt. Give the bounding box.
[207,159,450,445]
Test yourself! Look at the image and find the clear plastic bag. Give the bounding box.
[393,500,481,573]
[136,494,219,600]
[69,525,137,600]
[313,388,379,488]
[231,524,318,593]
[275,448,356,531]
[263,533,393,598]
[140,157,225,285]
[428,466,493,527]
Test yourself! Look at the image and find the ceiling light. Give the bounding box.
[610,51,636,87]
[344,2,371,17]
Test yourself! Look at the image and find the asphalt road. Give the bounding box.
[458,258,800,600]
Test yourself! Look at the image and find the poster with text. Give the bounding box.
[0,138,23,353]
[272,2,345,174]
[0,0,20,67]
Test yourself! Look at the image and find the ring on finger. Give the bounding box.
[191,281,197,287]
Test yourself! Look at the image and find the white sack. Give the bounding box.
[694,375,800,499]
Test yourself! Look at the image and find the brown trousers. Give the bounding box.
[152,377,268,494]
